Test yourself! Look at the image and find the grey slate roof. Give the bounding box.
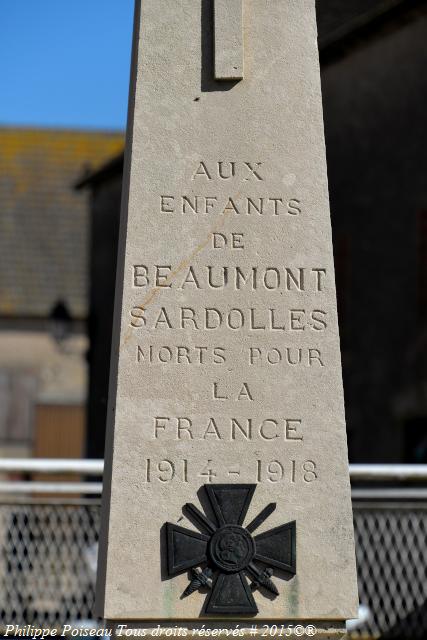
[0,128,124,319]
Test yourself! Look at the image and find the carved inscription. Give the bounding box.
[127,161,329,486]
[142,458,317,484]
[153,416,304,440]
[132,265,326,290]
[160,195,301,216]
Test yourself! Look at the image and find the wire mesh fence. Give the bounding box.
[353,502,427,638]
[0,497,426,638]
[0,501,99,629]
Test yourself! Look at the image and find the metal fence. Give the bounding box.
[353,501,427,638]
[0,500,99,627]
[0,461,426,639]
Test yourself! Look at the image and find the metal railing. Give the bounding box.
[1,459,427,493]
[0,460,426,638]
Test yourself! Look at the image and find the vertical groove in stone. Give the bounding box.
[214,0,244,80]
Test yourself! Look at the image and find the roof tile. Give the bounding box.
[0,128,124,318]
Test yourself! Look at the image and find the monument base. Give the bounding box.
[108,621,348,640]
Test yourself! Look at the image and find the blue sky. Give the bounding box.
[0,0,134,131]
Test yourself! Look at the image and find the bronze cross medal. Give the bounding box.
[165,484,296,615]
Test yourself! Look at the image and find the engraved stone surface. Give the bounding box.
[97,0,358,622]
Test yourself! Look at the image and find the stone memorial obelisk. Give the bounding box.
[97,1,358,637]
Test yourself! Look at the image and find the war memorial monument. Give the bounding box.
[96,1,359,637]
